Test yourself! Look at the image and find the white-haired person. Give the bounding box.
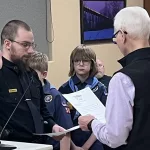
[78,6,150,150]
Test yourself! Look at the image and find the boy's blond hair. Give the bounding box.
[27,51,48,72]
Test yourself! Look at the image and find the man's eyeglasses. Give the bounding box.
[112,30,127,44]
[10,40,37,49]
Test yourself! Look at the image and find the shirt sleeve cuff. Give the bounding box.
[92,119,104,127]
[91,119,105,136]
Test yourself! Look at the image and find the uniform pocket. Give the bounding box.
[4,91,19,104]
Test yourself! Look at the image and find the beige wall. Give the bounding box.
[47,0,143,88]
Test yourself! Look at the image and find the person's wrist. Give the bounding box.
[82,144,90,150]
[87,119,94,132]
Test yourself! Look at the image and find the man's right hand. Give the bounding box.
[52,124,66,141]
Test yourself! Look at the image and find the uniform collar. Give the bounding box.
[43,79,51,94]
[118,47,150,67]
[72,75,93,85]
[2,56,20,74]
[3,56,16,67]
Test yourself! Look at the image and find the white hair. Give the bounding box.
[114,6,150,40]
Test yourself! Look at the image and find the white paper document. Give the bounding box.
[63,87,106,123]
[33,125,80,137]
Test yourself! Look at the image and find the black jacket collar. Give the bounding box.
[118,47,150,67]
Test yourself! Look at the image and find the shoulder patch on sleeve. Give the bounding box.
[44,95,53,102]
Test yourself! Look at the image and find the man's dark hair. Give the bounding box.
[1,20,31,45]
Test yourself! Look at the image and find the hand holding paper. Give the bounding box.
[78,115,95,131]
[63,87,106,123]
[33,125,80,137]
[52,124,66,140]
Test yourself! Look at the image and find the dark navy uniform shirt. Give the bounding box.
[97,75,111,89]
[43,79,73,149]
[0,57,55,143]
[58,75,107,150]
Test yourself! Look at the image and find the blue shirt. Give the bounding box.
[43,79,73,149]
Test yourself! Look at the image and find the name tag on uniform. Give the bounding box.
[9,89,17,93]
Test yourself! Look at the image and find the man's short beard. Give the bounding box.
[10,45,34,73]
[10,46,21,65]
[11,53,31,73]
[13,58,26,74]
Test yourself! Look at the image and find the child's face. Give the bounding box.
[74,60,91,76]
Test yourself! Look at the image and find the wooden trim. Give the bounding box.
[144,0,150,15]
